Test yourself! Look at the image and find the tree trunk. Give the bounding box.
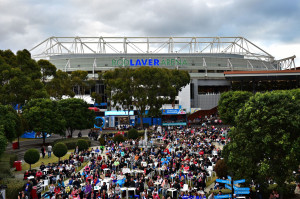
[140,115,144,129]
[42,132,46,145]
[70,129,73,138]
[30,164,31,170]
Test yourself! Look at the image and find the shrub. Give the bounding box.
[0,134,7,157]
[214,159,228,178]
[128,128,139,139]
[0,178,24,199]
[52,137,91,149]
[24,148,40,170]
[113,134,125,143]
[53,142,68,162]
[76,139,89,151]
[99,137,106,146]
[0,153,13,178]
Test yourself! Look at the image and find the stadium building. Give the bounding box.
[30,36,298,114]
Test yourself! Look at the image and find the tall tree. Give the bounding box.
[0,104,21,142]
[37,59,57,83]
[222,90,300,197]
[104,67,190,127]
[46,70,75,100]
[58,98,95,137]
[22,98,66,144]
[218,91,252,126]
[71,70,90,97]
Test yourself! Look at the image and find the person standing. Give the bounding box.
[48,144,52,158]
[41,145,45,158]
[36,179,43,199]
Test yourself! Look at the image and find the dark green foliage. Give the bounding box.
[76,139,89,151]
[0,178,24,199]
[0,131,7,157]
[37,59,57,83]
[53,142,68,161]
[218,91,252,126]
[0,105,21,142]
[113,134,125,143]
[24,148,40,169]
[52,137,91,149]
[127,128,139,139]
[0,152,15,178]
[223,89,300,196]
[104,67,190,127]
[214,159,228,178]
[22,98,66,144]
[99,137,105,146]
[58,98,95,137]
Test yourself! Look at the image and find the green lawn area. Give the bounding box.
[22,149,74,171]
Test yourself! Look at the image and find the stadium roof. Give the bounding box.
[30,36,275,62]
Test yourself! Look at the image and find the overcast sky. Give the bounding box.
[1,0,300,65]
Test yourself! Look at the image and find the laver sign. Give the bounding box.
[112,58,187,67]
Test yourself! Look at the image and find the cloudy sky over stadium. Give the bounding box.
[1,0,300,65]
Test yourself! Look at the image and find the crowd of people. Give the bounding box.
[19,124,230,199]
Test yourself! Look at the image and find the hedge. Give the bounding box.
[99,137,105,146]
[52,137,91,149]
[0,153,14,179]
[76,139,89,151]
[128,128,139,139]
[113,134,125,143]
[0,178,24,199]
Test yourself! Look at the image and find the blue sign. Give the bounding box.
[162,122,187,126]
[105,110,134,116]
[215,194,232,199]
[225,184,232,190]
[233,185,250,191]
[227,175,232,181]
[216,179,231,184]
[234,179,245,184]
[162,109,186,115]
[235,190,250,195]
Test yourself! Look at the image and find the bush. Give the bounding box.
[0,153,13,178]
[53,142,68,161]
[0,134,7,157]
[0,178,24,199]
[99,137,105,146]
[214,159,228,178]
[128,128,139,139]
[24,148,40,170]
[76,139,89,151]
[113,134,125,143]
[52,137,91,149]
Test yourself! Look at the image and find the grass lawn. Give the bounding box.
[22,149,75,171]
[13,137,35,142]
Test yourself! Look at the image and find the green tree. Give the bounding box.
[218,91,252,126]
[0,105,21,142]
[22,98,66,145]
[71,70,90,96]
[24,148,40,170]
[104,67,190,127]
[53,142,68,162]
[214,159,228,178]
[0,126,8,157]
[37,59,57,83]
[46,70,75,100]
[58,98,95,137]
[223,90,300,197]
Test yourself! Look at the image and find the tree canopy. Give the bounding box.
[103,67,190,126]
[58,98,95,137]
[0,105,21,142]
[222,89,300,195]
[218,91,252,125]
[22,98,66,144]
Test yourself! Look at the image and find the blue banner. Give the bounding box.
[234,179,245,184]
[162,122,187,126]
[235,190,250,195]
[227,176,232,181]
[225,184,232,190]
[233,185,250,191]
[216,179,231,184]
[215,194,232,199]
[161,109,186,115]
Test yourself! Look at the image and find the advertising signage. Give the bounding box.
[162,109,186,115]
[112,58,188,67]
